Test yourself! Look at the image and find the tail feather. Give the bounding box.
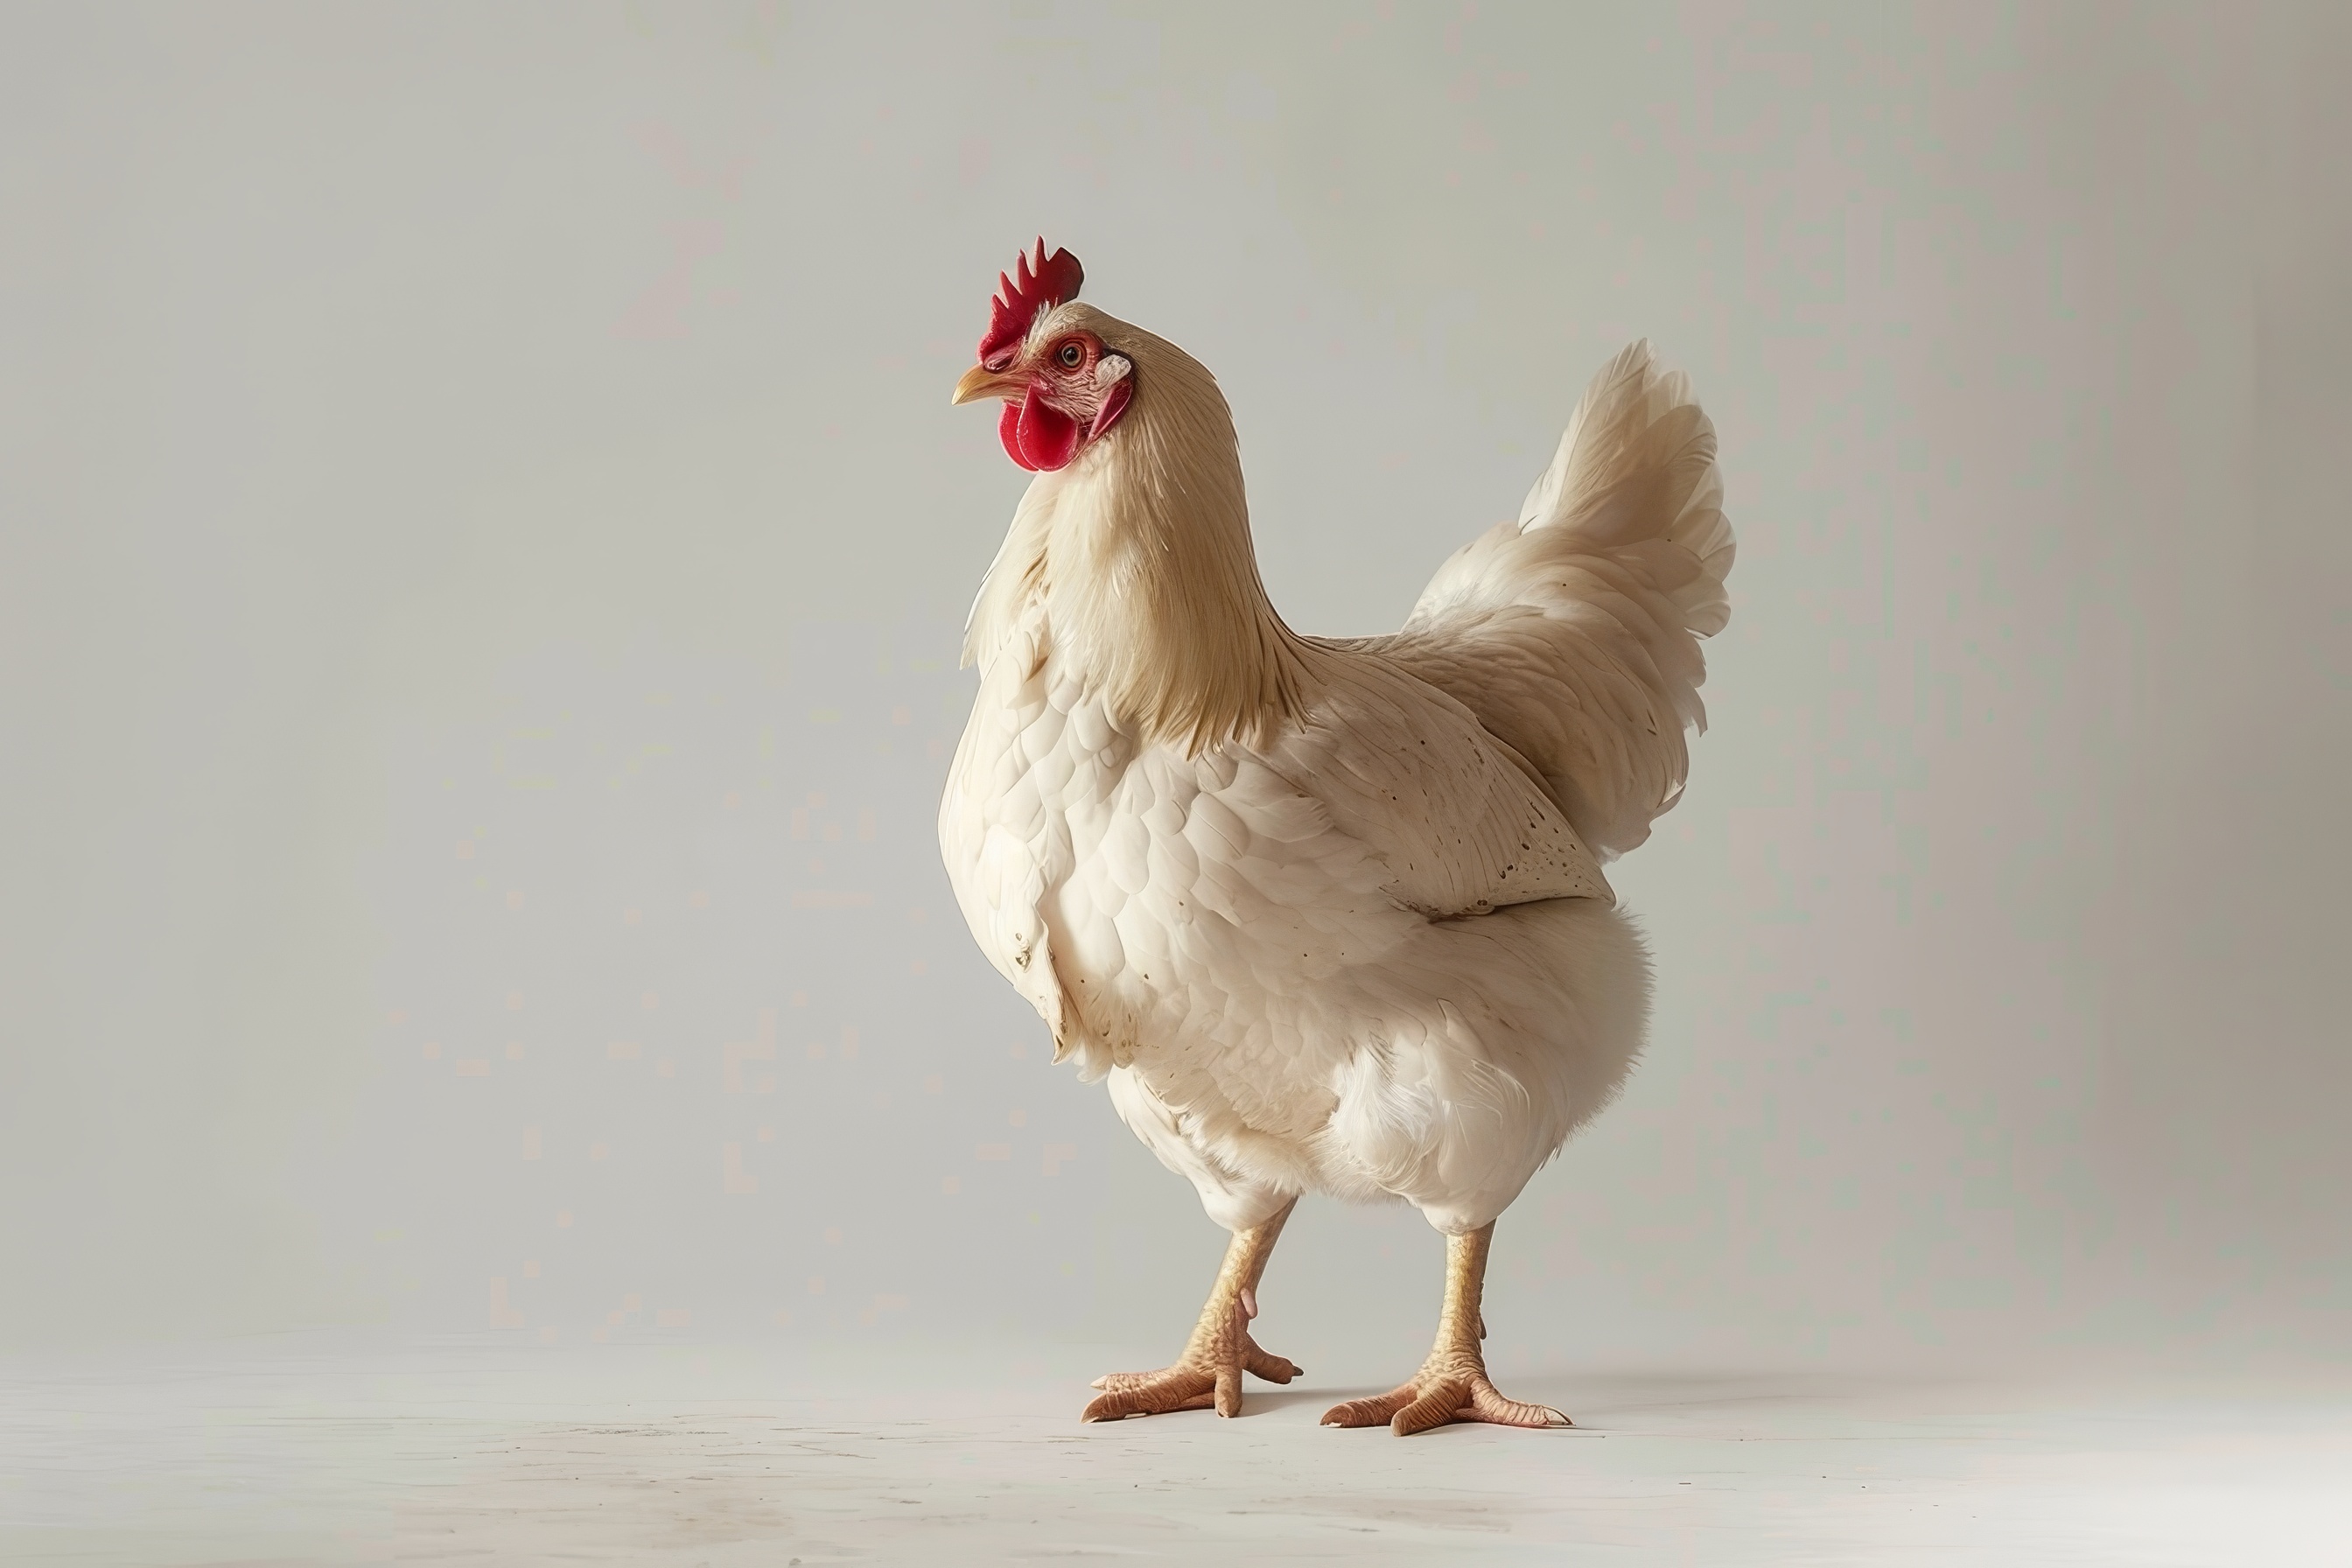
[1516,339,1732,626]
[1368,341,1733,858]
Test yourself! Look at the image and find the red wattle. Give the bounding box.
[1013,388,1082,472]
[998,402,1038,471]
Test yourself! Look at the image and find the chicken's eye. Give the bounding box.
[1056,341,1086,369]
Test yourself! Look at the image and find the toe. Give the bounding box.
[1242,1338,1301,1384]
[1082,1379,1206,1422]
[1464,1376,1573,1428]
[1082,1389,1139,1422]
[1321,1385,1415,1428]
[1390,1378,1470,1437]
[1214,1362,1242,1418]
[1089,1370,1158,1393]
[1082,1363,1226,1422]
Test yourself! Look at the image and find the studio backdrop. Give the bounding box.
[3,0,2345,1374]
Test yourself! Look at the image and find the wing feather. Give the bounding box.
[1268,657,1613,919]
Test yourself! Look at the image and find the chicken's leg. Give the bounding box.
[1081,1198,1302,1420]
[1320,1221,1570,1436]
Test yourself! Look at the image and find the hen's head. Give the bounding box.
[951,241,1135,472]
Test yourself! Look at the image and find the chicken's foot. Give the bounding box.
[1082,1198,1301,1420]
[1320,1221,1570,1436]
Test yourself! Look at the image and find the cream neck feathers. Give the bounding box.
[963,311,1315,752]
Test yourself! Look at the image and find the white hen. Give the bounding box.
[942,243,1732,1434]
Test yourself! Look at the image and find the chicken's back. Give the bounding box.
[1340,341,1733,859]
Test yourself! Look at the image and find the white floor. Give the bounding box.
[4,1337,2348,1565]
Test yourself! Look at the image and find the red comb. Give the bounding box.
[977,239,1084,367]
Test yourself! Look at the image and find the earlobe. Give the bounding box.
[1089,377,1134,441]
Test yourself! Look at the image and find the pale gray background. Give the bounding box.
[4,0,2346,1387]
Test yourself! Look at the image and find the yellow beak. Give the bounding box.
[952,364,1022,405]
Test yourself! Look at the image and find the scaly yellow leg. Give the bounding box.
[1320,1222,1571,1436]
[1082,1199,1302,1420]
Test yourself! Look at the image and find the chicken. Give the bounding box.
[941,242,1732,1434]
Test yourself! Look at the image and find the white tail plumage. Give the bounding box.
[1516,340,1733,635]
[1358,341,1734,858]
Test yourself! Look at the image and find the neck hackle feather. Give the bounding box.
[964,304,1315,754]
